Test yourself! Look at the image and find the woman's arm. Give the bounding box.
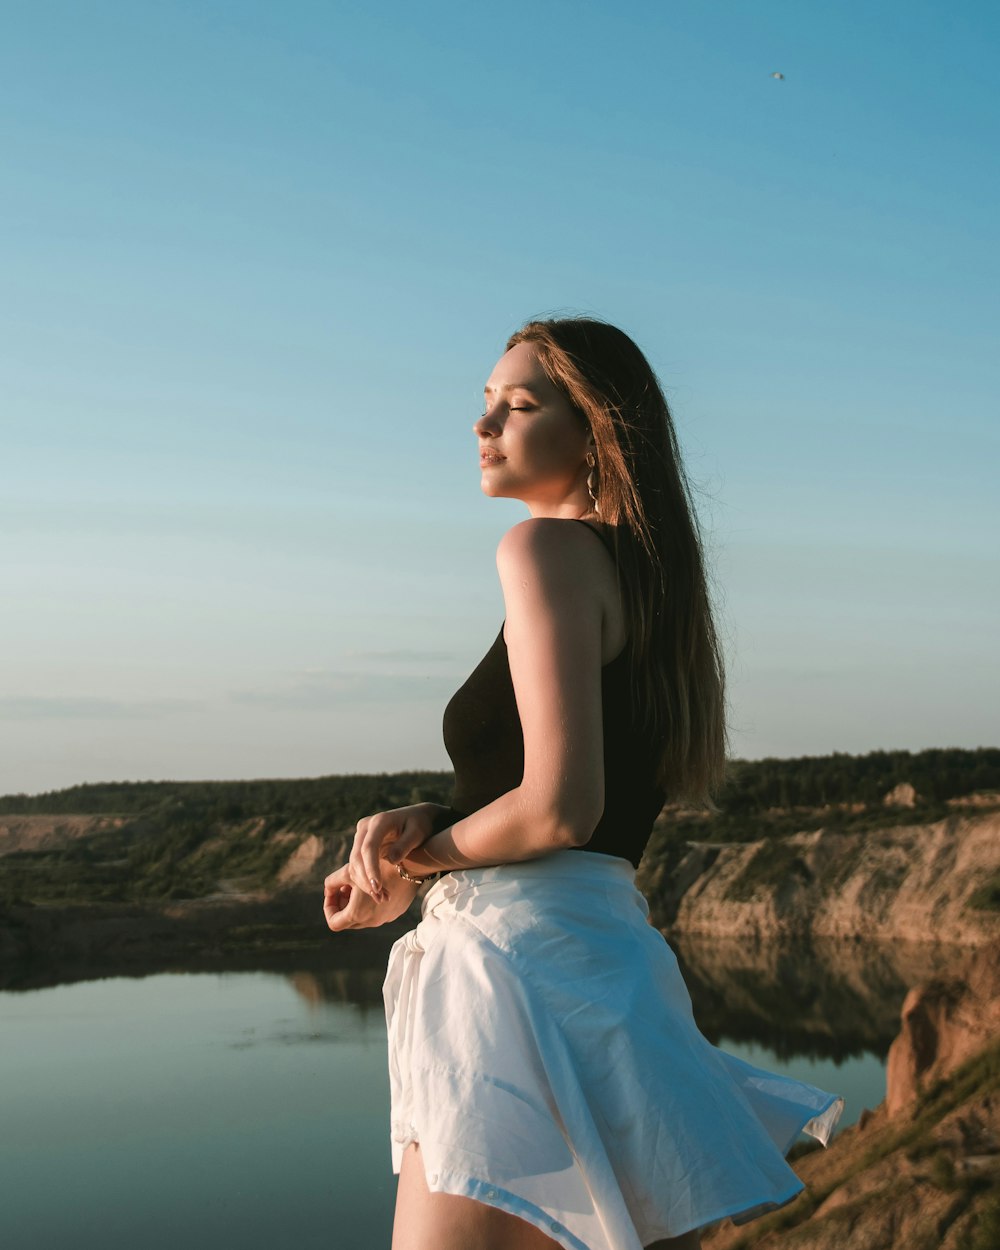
[360,517,609,896]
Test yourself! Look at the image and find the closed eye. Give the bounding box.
[479,403,536,417]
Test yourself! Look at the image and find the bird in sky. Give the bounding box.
[771,71,785,80]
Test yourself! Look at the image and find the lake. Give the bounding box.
[1,935,936,1249]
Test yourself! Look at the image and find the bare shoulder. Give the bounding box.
[495,518,625,661]
[495,516,606,578]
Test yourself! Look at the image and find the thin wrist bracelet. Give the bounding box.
[396,861,441,885]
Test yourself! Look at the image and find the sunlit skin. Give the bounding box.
[474,340,595,518]
[324,342,702,1250]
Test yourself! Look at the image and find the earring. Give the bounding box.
[585,452,600,513]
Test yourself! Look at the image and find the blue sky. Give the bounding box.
[3,0,997,795]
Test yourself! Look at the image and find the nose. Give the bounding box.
[473,404,502,439]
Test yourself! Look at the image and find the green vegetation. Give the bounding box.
[0,771,455,822]
[3,748,997,824]
[1,748,997,910]
[719,747,1000,811]
[957,1193,1000,1250]
[656,745,1000,849]
[0,772,455,907]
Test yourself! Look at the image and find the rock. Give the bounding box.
[883,782,918,807]
[885,942,1000,1117]
[277,834,327,885]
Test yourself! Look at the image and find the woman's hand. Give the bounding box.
[322,862,419,932]
[349,802,441,903]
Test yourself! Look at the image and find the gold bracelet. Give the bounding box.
[396,861,441,885]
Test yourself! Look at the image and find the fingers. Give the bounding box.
[351,816,400,903]
[341,805,432,906]
[384,821,429,865]
[323,883,354,930]
[325,877,385,932]
[323,863,351,893]
[324,862,365,930]
[349,827,378,902]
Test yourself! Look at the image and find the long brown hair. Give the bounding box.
[506,317,728,806]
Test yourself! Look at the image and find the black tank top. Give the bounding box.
[436,520,666,868]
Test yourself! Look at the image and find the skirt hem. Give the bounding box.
[395,1138,811,1248]
[410,1159,592,1250]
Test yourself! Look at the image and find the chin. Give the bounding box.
[479,476,508,498]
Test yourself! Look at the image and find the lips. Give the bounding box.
[479,450,506,464]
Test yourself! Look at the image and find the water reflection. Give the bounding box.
[5,920,958,1067]
[0,922,404,995]
[279,931,954,1066]
[286,966,388,1013]
[671,934,954,1061]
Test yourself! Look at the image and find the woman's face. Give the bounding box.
[474,342,593,516]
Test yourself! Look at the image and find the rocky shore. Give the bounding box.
[701,943,1000,1249]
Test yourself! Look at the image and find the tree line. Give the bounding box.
[1,747,996,821]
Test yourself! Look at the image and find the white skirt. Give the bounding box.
[382,849,844,1250]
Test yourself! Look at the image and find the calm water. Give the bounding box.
[1,934,931,1250]
[2,971,397,1248]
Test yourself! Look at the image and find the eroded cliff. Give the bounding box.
[638,810,1000,946]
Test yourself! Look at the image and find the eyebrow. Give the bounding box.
[483,381,540,395]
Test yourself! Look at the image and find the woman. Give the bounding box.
[323,318,844,1250]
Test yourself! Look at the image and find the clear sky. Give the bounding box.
[3,0,997,796]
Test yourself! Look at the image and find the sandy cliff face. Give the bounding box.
[0,814,126,855]
[639,812,1000,946]
[276,833,327,886]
